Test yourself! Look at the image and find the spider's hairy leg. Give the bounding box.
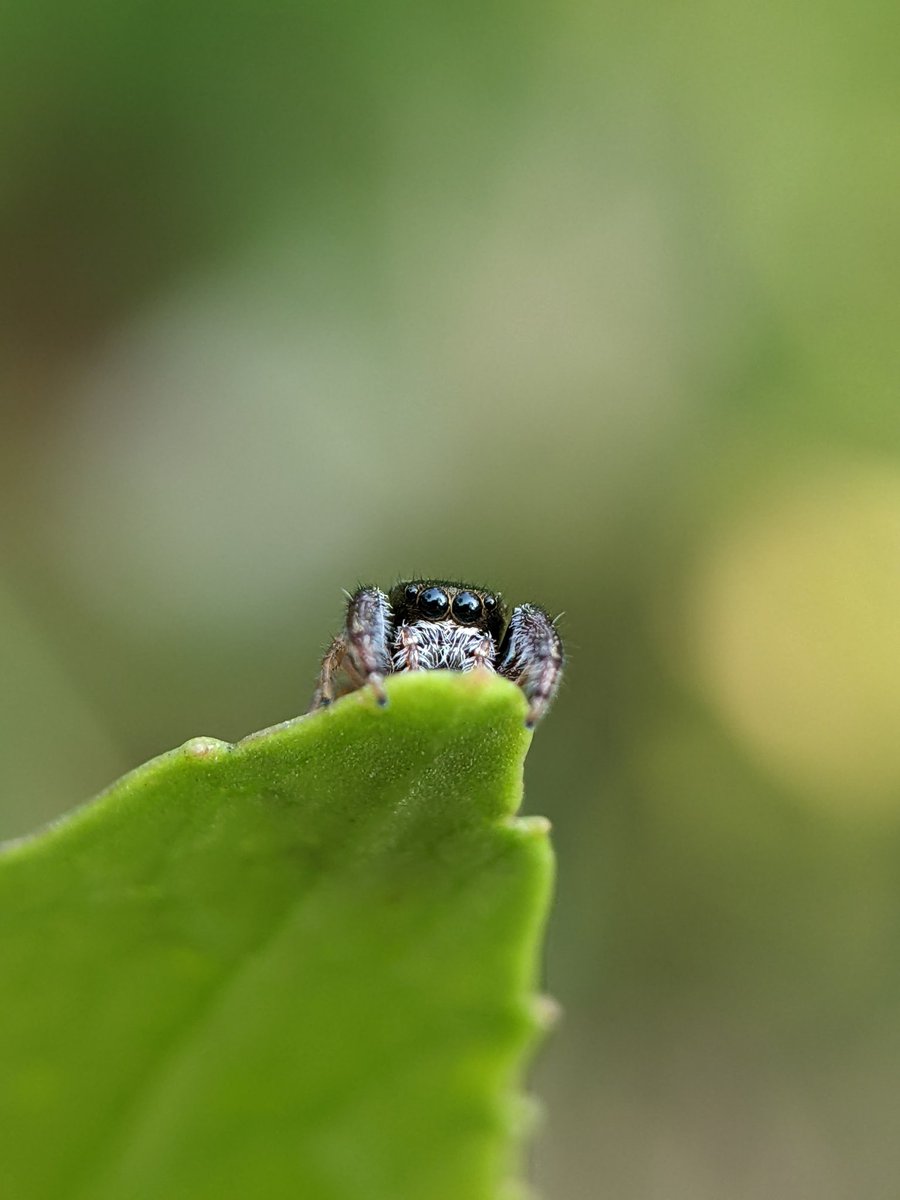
[344,585,393,705]
[497,603,564,727]
[310,586,394,711]
[311,634,347,709]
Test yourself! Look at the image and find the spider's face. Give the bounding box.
[313,578,562,725]
[388,580,508,641]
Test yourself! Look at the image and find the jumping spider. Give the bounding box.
[311,580,564,728]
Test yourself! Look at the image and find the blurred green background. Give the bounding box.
[2,2,899,1196]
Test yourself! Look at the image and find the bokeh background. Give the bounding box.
[2,3,899,1197]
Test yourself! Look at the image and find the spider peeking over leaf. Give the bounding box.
[311,580,564,728]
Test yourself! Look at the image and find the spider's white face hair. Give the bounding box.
[391,620,496,673]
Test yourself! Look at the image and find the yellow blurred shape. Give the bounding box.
[692,459,900,815]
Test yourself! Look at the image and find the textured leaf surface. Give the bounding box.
[0,670,552,1200]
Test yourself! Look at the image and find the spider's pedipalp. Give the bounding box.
[497,603,564,727]
[471,632,495,671]
[394,623,423,672]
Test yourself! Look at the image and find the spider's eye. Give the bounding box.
[483,595,496,612]
[404,584,419,604]
[452,591,482,623]
[418,586,450,619]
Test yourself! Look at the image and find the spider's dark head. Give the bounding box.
[389,580,508,640]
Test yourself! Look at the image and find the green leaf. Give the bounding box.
[0,670,553,1200]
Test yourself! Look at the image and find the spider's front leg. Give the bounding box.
[497,603,564,728]
[311,586,393,710]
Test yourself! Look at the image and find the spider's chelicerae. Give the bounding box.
[311,580,564,728]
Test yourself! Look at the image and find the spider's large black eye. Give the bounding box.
[452,591,482,623]
[419,586,449,619]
